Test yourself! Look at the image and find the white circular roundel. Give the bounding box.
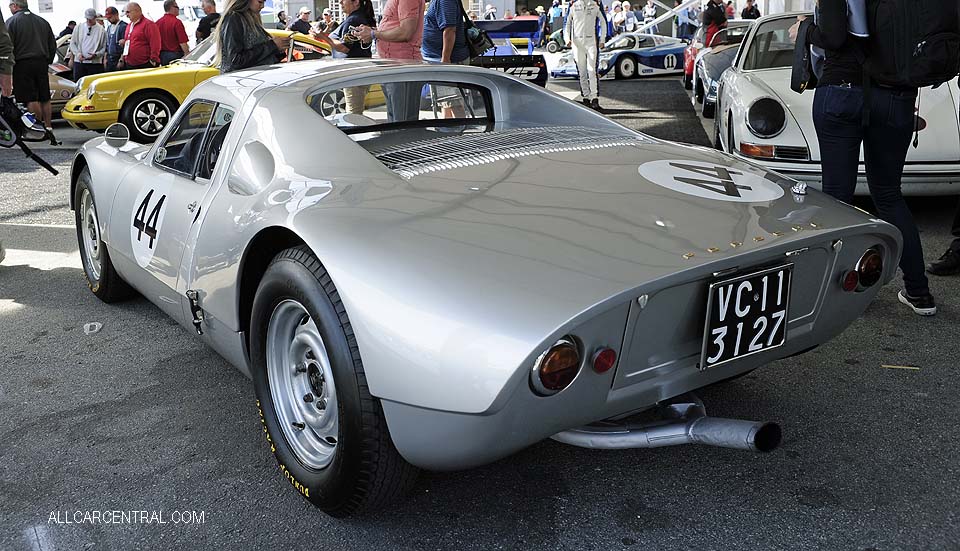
[639,159,784,203]
[130,180,171,268]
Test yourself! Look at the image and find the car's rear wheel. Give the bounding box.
[694,77,704,104]
[546,41,560,53]
[683,71,692,89]
[316,89,347,117]
[615,55,637,79]
[120,92,176,144]
[74,168,133,302]
[250,246,418,516]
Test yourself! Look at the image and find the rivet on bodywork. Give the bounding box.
[706,247,720,253]
[791,225,803,232]
[637,294,649,309]
[773,231,785,237]
[682,252,695,260]
[730,241,742,248]
[809,222,819,228]
[754,236,765,242]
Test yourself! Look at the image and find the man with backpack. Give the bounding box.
[790,0,960,316]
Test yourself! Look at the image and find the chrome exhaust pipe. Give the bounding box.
[551,394,781,453]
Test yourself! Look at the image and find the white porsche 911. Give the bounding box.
[715,12,960,195]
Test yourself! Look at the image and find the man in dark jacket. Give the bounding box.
[740,0,760,19]
[701,0,726,48]
[104,6,127,71]
[196,0,220,42]
[57,21,76,39]
[7,0,57,129]
[287,7,313,34]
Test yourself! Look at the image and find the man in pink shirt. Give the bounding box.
[355,0,424,121]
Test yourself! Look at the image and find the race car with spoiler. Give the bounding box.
[715,12,960,195]
[551,33,686,79]
[71,58,901,516]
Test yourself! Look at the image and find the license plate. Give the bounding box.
[699,264,793,370]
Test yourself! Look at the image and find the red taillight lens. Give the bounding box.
[531,338,581,395]
[841,270,859,292]
[857,248,883,288]
[592,348,617,373]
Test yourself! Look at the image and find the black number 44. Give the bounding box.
[133,190,166,249]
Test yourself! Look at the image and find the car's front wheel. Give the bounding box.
[120,92,177,143]
[615,55,637,79]
[74,168,133,302]
[702,97,716,119]
[546,41,560,53]
[250,246,418,516]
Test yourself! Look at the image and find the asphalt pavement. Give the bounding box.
[1,82,959,551]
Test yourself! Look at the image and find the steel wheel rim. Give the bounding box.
[266,299,339,469]
[79,188,102,282]
[621,58,635,78]
[320,90,346,116]
[132,98,169,137]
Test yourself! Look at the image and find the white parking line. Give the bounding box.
[0,222,74,229]
[2,249,81,270]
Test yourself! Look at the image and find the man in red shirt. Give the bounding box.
[156,0,190,65]
[120,2,161,69]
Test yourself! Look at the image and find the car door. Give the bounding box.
[108,100,225,321]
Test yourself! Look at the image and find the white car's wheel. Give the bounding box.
[615,55,637,79]
[74,168,133,302]
[250,246,418,516]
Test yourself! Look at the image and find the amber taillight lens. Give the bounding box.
[530,338,581,396]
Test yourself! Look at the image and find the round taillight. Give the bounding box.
[841,270,859,292]
[531,337,581,396]
[592,348,617,373]
[856,248,883,288]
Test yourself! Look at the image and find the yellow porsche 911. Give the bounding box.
[63,30,331,143]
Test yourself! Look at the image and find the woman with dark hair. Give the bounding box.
[215,0,290,73]
[789,2,935,314]
[312,0,375,112]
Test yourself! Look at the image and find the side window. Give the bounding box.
[197,105,234,180]
[156,101,214,176]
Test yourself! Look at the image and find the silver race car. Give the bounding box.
[71,59,901,516]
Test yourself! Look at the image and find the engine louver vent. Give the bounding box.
[370,126,646,179]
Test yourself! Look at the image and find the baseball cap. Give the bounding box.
[298,6,311,14]
[84,7,97,19]
[322,8,331,15]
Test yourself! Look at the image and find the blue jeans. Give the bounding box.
[382,81,422,123]
[813,84,929,295]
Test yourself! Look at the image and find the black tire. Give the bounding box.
[546,41,560,54]
[683,71,692,89]
[615,54,637,79]
[120,92,177,144]
[250,246,418,516]
[702,98,715,119]
[694,77,704,104]
[74,168,134,303]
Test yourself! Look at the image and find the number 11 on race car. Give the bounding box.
[701,264,792,369]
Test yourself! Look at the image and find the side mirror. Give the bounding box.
[104,123,130,148]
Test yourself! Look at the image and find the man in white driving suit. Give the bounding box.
[565,0,607,111]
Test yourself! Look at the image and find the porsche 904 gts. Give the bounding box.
[551,33,686,79]
[71,59,901,516]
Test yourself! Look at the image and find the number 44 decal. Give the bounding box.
[133,189,166,249]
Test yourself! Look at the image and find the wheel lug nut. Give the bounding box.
[291,422,305,431]
[303,393,314,403]
[317,398,327,410]
[295,362,307,373]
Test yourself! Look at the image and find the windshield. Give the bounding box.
[603,35,636,51]
[183,36,217,64]
[742,17,796,70]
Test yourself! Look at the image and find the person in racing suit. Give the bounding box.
[565,0,607,111]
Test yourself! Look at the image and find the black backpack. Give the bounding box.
[865,0,960,88]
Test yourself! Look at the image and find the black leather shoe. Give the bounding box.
[582,98,591,107]
[926,247,960,276]
[591,98,601,111]
[898,290,937,316]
